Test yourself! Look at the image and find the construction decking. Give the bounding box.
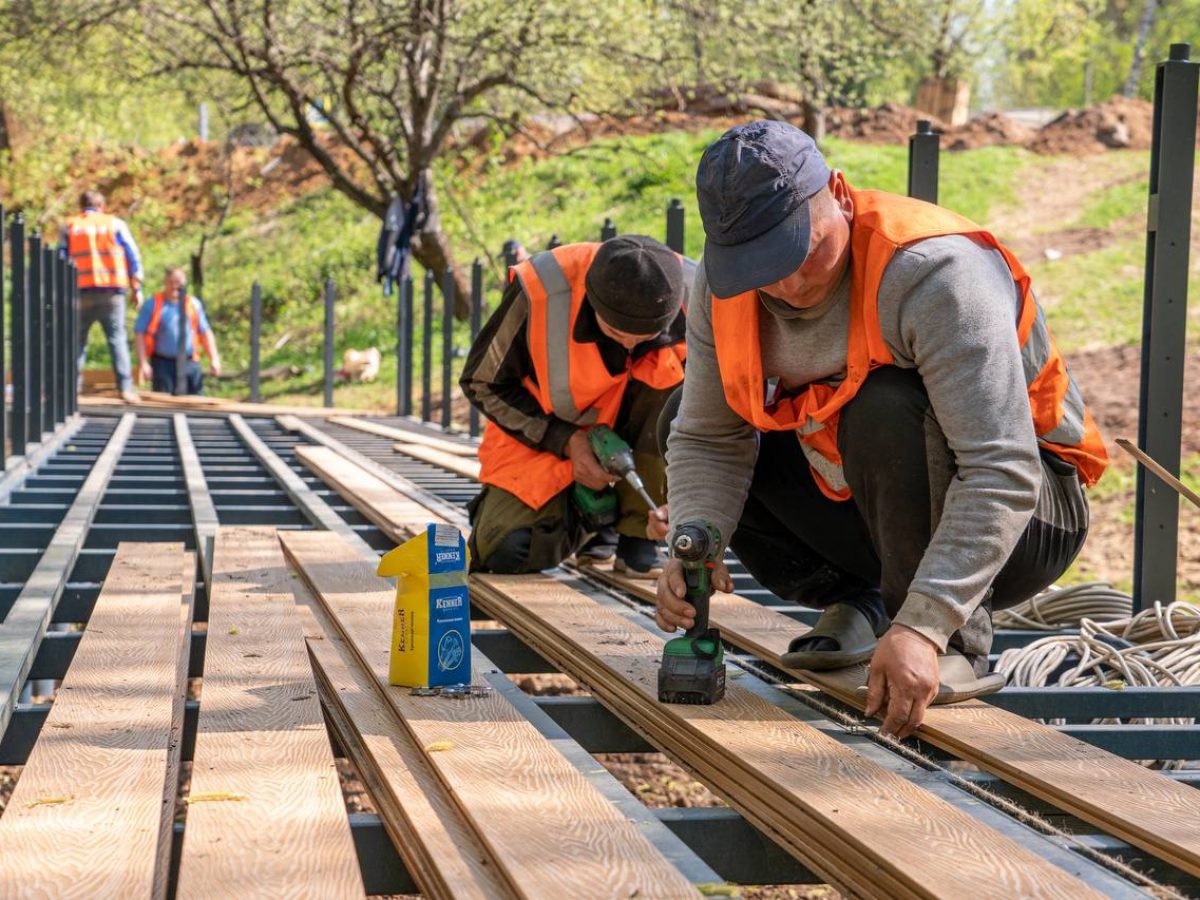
[0,406,1197,898]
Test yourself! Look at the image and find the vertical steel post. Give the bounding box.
[907,120,940,204]
[249,281,262,403]
[50,250,62,427]
[1133,43,1199,610]
[397,275,414,416]
[40,246,54,430]
[175,285,189,396]
[27,232,43,441]
[0,205,5,462]
[68,263,78,416]
[441,268,454,430]
[469,259,484,437]
[421,269,433,422]
[665,199,685,253]
[600,218,617,241]
[501,239,518,269]
[323,278,335,407]
[547,234,561,250]
[10,217,27,457]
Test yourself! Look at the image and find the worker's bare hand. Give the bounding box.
[655,557,733,633]
[137,360,152,387]
[646,505,670,541]
[567,430,615,491]
[864,625,939,740]
[210,361,222,378]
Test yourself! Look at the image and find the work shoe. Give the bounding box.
[854,650,1007,706]
[574,528,618,565]
[120,389,141,405]
[613,535,666,580]
[781,599,883,671]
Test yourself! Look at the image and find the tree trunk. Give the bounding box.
[1122,0,1159,98]
[0,101,12,156]
[410,177,470,320]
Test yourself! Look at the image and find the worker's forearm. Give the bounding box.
[135,335,147,365]
[202,333,220,368]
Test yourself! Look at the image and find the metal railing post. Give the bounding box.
[249,281,262,403]
[468,259,484,437]
[397,275,414,416]
[28,232,43,441]
[665,199,685,253]
[907,120,940,204]
[501,240,518,269]
[323,278,335,407]
[175,285,189,396]
[0,205,5,462]
[547,234,561,250]
[421,269,434,422]
[40,245,54,430]
[68,263,78,416]
[10,216,27,457]
[441,268,454,430]
[600,218,617,241]
[1133,43,1199,610]
[51,250,63,426]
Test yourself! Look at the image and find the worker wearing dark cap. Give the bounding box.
[461,236,692,576]
[657,120,1108,736]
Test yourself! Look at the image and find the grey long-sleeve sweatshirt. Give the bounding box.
[667,233,1051,649]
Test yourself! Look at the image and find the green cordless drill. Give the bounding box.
[658,521,726,705]
[571,425,660,529]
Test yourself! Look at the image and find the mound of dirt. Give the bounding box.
[1028,96,1155,155]
[943,112,1036,151]
[825,103,947,144]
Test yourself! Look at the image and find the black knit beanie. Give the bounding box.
[584,235,684,334]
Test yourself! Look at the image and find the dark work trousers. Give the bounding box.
[468,379,674,573]
[729,367,1089,669]
[150,354,204,395]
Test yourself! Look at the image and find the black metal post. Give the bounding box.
[441,268,454,429]
[398,275,414,416]
[249,281,262,403]
[469,259,484,437]
[10,216,27,457]
[547,234,561,250]
[68,263,78,416]
[175,285,189,396]
[27,232,43,442]
[1133,43,1199,611]
[40,246,54,430]
[50,249,63,427]
[907,120,940,204]
[421,269,433,422]
[665,199,685,253]
[600,218,617,241]
[502,239,518,269]
[323,278,335,407]
[0,205,5,462]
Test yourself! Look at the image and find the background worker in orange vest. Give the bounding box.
[62,190,144,404]
[657,121,1107,736]
[133,267,222,395]
[460,236,689,577]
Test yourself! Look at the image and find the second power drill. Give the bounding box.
[571,425,660,529]
[657,521,726,705]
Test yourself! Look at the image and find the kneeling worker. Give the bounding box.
[461,236,688,576]
[134,267,222,395]
[659,122,1107,734]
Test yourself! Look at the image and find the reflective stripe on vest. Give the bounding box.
[66,212,129,291]
[477,243,688,509]
[711,186,1108,502]
[145,293,202,362]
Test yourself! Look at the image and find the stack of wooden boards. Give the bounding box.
[294,419,1200,890]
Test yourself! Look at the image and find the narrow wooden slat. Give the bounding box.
[0,543,191,899]
[174,414,218,583]
[0,413,135,739]
[176,527,363,900]
[327,415,478,457]
[296,599,512,900]
[393,442,482,478]
[280,530,699,900]
[81,395,372,418]
[472,573,1101,900]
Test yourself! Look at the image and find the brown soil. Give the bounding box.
[825,103,948,145]
[942,112,1037,151]
[1028,96,1157,156]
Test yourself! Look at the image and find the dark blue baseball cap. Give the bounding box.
[696,121,831,298]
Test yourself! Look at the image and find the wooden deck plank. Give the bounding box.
[81,395,373,418]
[393,442,482,478]
[176,527,363,900]
[0,543,191,899]
[280,530,699,900]
[327,415,478,457]
[0,413,136,740]
[471,572,1101,900]
[174,414,219,584]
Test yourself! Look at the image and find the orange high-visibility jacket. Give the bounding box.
[144,293,202,362]
[65,212,129,291]
[711,186,1108,502]
[478,243,687,510]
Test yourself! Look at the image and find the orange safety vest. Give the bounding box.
[711,186,1108,502]
[477,243,689,510]
[144,293,202,362]
[65,211,129,291]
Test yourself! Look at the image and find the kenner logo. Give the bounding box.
[435,596,463,610]
[434,551,460,563]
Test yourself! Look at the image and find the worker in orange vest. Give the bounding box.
[657,121,1108,736]
[461,236,690,577]
[134,267,222,395]
[62,190,143,404]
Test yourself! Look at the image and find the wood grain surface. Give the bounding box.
[176,527,363,900]
[0,544,190,900]
[393,442,483,478]
[281,530,699,900]
[326,416,479,457]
